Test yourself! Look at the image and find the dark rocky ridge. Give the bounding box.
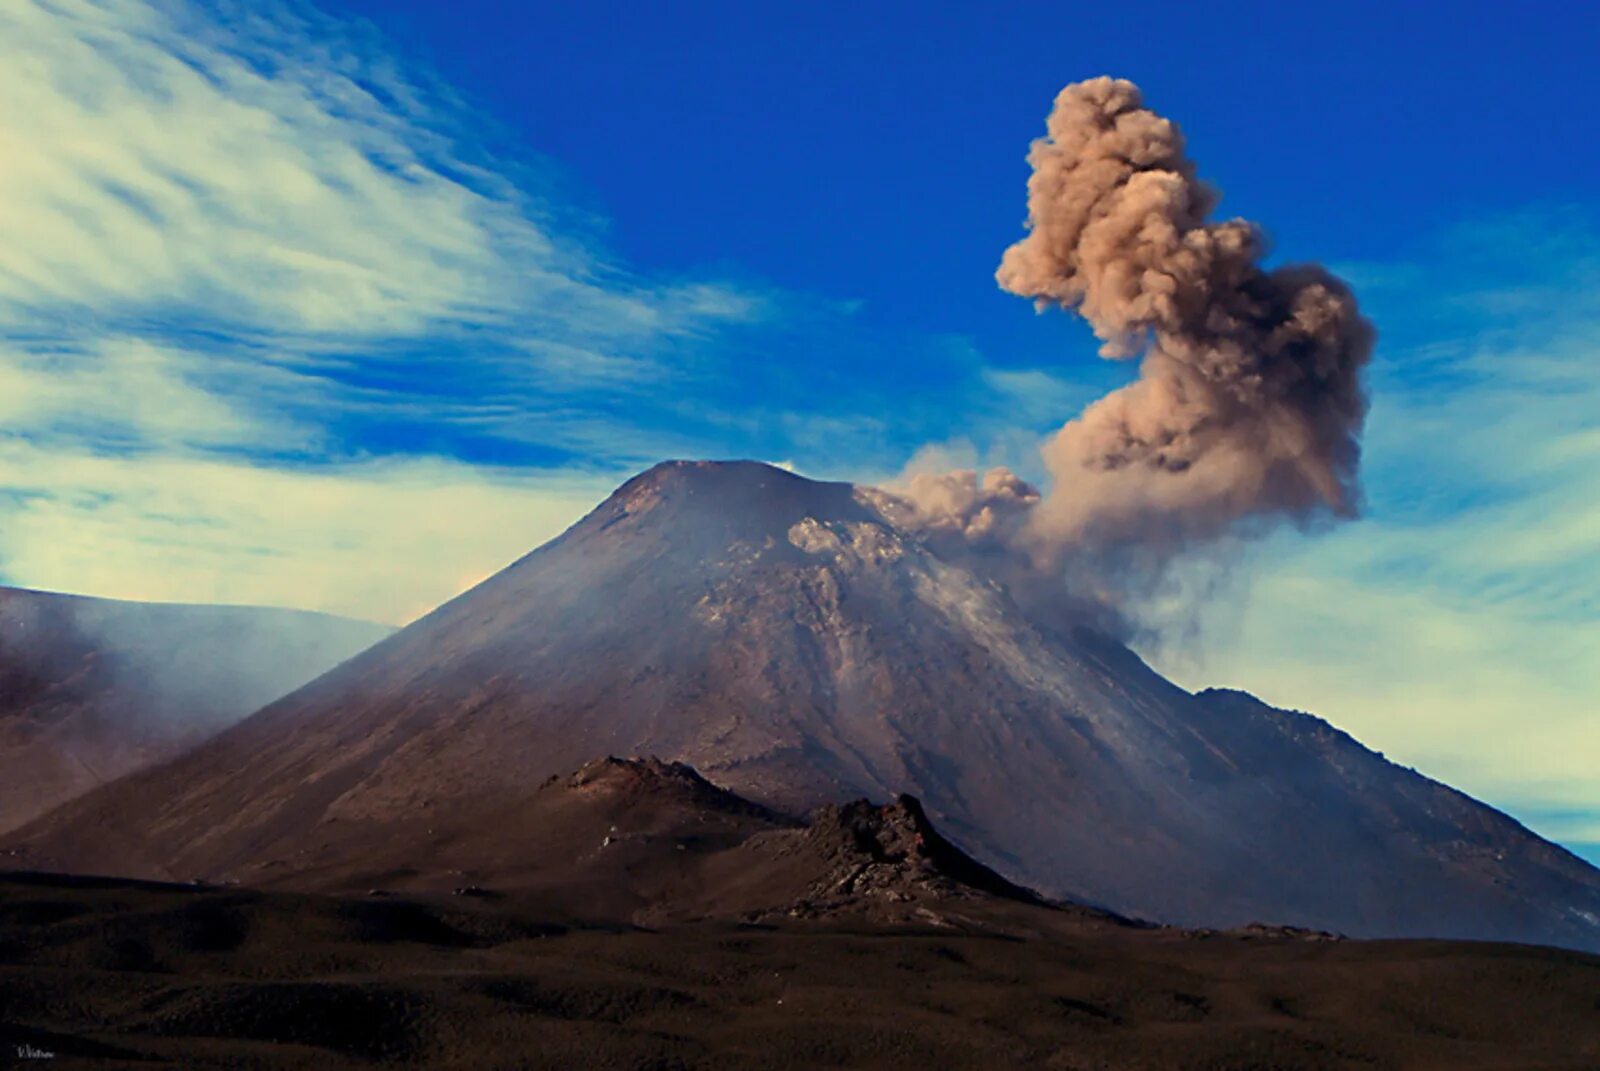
[0,586,392,833]
[746,795,1049,920]
[11,460,1600,950]
[434,756,1073,929]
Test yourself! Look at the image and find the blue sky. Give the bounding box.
[0,0,1594,862]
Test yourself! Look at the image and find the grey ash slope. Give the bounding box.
[14,461,1600,950]
[0,586,392,833]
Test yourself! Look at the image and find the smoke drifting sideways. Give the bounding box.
[0,586,392,740]
[889,468,1040,552]
[889,77,1374,638]
[881,465,1132,640]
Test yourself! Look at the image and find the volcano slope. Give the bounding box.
[12,461,1600,950]
[3,762,1599,1071]
[0,586,390,834]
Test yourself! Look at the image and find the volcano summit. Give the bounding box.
[14,461,1600,951]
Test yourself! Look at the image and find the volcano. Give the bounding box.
[0,586,391,834]
[13,461,1600,950]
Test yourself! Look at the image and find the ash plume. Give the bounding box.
[887,467,1040,552]
[996,76,1375,552]
[881,77,1373,637]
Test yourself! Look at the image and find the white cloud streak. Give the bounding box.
[2,0,512,334]
[0,439,613,624]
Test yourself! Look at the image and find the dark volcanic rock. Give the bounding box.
[11,460,1600,950]
[774,795,1046,912]
[4,868,1599,1070]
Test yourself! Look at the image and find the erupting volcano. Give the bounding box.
[13,461,1599,951]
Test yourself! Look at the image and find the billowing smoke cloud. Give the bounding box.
[888,467,1040,551]
[883,77,1373,637]
[998,76,1375,552]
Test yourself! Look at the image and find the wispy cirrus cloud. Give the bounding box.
[0,439,610,624]
[0,0,780,618]
[0,0,729,340]
[0,336,273,448]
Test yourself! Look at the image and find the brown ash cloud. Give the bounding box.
[998,76,1374,554]
[884,77,1374,634]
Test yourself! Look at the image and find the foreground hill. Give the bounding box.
[12,461,1600,950]
[5,760,1599,1068]
[198,755,1066,932]
[1,867,1597,1069]
[0,586,392,833]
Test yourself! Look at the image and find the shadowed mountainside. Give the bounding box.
[0,586,392,833]
[11,461,1600,951]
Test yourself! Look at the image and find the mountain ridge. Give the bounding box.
[10,460,1600,950]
